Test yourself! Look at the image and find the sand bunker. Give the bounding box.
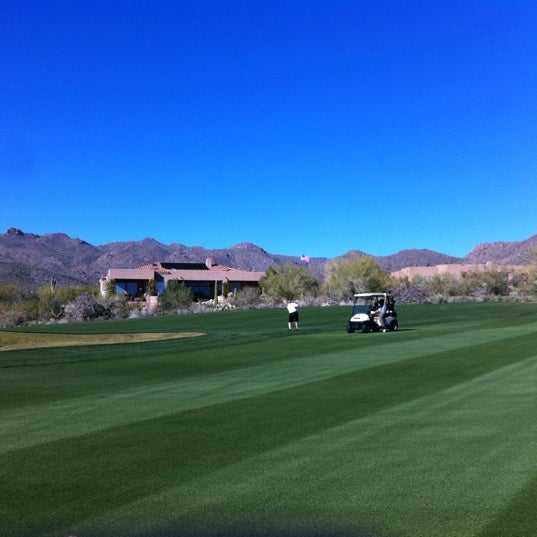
[0,331,204,351]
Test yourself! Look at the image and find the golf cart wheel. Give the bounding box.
[361,323,371,333]
[346,323,355,333]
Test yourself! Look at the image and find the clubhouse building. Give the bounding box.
[100,258,265,302]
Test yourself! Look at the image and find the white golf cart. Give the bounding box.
[346,292,398,333]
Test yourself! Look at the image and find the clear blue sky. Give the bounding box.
[2,0,537,259]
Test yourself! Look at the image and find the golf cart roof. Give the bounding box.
[353,293,390,298]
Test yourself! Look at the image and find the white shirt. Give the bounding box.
[287,301,298,313]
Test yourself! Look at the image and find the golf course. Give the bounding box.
[2,302,537,537]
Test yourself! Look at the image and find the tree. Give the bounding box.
[528,247,537,295]
[322,256,390,300]
[158,280,193,311]
[260,264,318,303]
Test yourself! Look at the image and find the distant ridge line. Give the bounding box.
[1,228,536,289]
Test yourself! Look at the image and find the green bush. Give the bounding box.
[158,280,193,312]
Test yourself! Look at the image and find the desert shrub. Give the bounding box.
[427,271,511,301]
[159,280,193,312]
[105,279,116,296]
[102,293,130,319]
[462,271,510,297]
[232,286,262,308]
[37,285,99,321]
[394,283,431,304]
[429,273,464,297]
[64,293,110,322]
[0,302,38,327]
[0,286,40,326]
[508,270,532,296]
[0,285,20,305]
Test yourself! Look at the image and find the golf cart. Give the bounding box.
[346,292,398,333]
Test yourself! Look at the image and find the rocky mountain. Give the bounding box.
[0,227,535,290]
[341,249,463,272]
[462,235,537,265]
[0,228,325,289]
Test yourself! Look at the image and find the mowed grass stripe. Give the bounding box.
[2,322,537,454]
[69,356,537,537]
[3,330,537,536]
[476,473,537,537]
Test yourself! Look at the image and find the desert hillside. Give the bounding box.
[1,227,536,289]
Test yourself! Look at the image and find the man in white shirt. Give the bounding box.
[287,300,299,330]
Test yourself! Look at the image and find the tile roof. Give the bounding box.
[107,261,265,283]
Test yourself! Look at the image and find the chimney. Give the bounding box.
[206,257,213,269]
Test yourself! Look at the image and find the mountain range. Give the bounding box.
[1,227,536,290]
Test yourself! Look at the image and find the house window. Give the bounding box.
[115,282,127,294]
[229,283,242,293]
[115,282,139,296]
[187,281,221,300]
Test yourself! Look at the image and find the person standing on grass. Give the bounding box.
[287,299,299,330]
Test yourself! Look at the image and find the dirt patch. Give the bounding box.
[0,332,204,351]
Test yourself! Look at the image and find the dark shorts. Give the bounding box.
[288,311,299,323]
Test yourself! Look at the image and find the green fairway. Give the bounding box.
[2,303,537,537]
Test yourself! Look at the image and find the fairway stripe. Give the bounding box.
[65,355,537,537]
[2,321,537,455]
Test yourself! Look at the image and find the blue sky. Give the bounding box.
[2,0,537,259]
